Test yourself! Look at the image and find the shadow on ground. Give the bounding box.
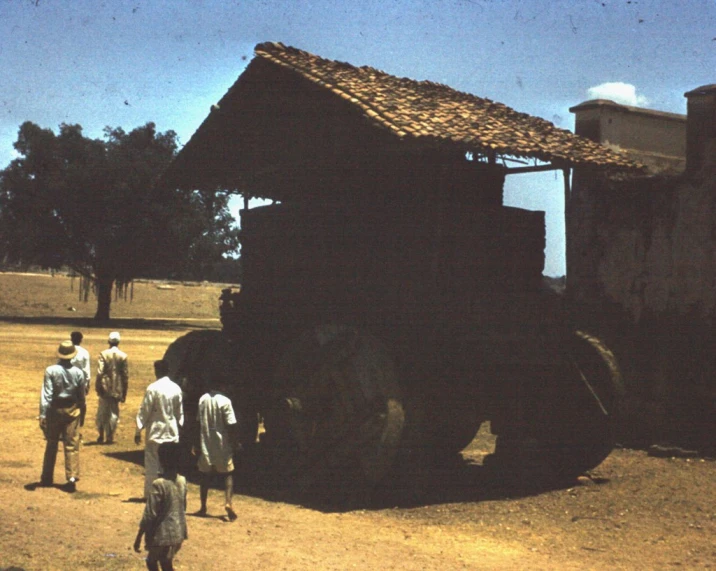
[104,449,145,466]
[24,481,77,494]
[235,455,605,514]
[0,316,218,331]
[104,444,607,514]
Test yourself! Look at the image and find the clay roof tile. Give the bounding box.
[250,43,639,170]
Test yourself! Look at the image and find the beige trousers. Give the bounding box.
[42,404,81,483]
[96,396,120,437]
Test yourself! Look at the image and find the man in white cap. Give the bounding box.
[39,340,88,491]
[95,331,129,444]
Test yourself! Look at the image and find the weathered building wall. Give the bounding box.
[569,171,716,322]
[568,92,716,452]
[570,100,686,159]
[569,100,687,175]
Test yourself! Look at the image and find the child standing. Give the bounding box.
[133,442,187,571]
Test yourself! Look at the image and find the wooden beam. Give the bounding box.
[563,167,572,291]
[563,167,572,205]
[505,163,562,175]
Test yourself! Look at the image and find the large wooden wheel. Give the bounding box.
[265,325,405,498]
[402,385,483,464]
[163,330,260,452]
[484,330,624,483]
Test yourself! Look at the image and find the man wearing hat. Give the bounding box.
[95,331,129,444]
[39,340,88,491]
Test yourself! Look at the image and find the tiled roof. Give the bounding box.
[254,42,639,170]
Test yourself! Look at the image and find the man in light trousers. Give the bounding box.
[135,359,184,500]
[40,340,88,492]
[95,331,129,444]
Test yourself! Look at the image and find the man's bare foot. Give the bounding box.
[194,507,208,517]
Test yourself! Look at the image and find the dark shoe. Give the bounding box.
[65,477,77,493]
[193,508,208,517]
[25,480,50,491]
[225,505,237,521]
[96,436,104,444]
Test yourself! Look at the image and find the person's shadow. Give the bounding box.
[24,481,75,493]
[187,510,229,522]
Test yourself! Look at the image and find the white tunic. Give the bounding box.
[198,392,237,465]
[136,376,184,443]
[71,345,91,384]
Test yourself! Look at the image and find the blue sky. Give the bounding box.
[1,0,714,275]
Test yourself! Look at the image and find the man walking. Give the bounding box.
[194,386,240,520]
[135,359,184,500]
[39,340,87,492]
[95,331,129,444]
[70,331,91,392]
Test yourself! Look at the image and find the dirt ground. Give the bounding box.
[1,321,714,571]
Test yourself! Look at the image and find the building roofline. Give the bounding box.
[684,84,716,97]
[251,43,639,169]
[164,44,644,191]
[569,99,686,123]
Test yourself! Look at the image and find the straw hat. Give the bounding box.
[57,340,77,360]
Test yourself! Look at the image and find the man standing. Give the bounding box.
[39,340,87,492]
[194,386,240,520]
[95,331,129,444]
[70,331,91,392]
[135,359,184,500]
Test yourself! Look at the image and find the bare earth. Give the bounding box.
[0,323,714,570]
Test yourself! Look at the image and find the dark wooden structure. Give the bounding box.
[164,43,638,497]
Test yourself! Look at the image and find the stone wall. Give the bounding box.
[566,163,716,452]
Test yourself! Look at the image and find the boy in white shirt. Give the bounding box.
[193,386,240,520]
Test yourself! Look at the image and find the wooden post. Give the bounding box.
[563,167,572,291]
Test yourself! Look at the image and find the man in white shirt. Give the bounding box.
[135,359,184,500]
[194,387,240,520]
[70,331,91,392]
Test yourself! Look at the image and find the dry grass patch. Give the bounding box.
[0,272,233,320]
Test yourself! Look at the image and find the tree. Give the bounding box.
[174,189,241,281]
[0,121,239,320]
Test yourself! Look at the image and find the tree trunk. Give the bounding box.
[94,273,114,321]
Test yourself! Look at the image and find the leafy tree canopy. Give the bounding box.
[0,121,240,320]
